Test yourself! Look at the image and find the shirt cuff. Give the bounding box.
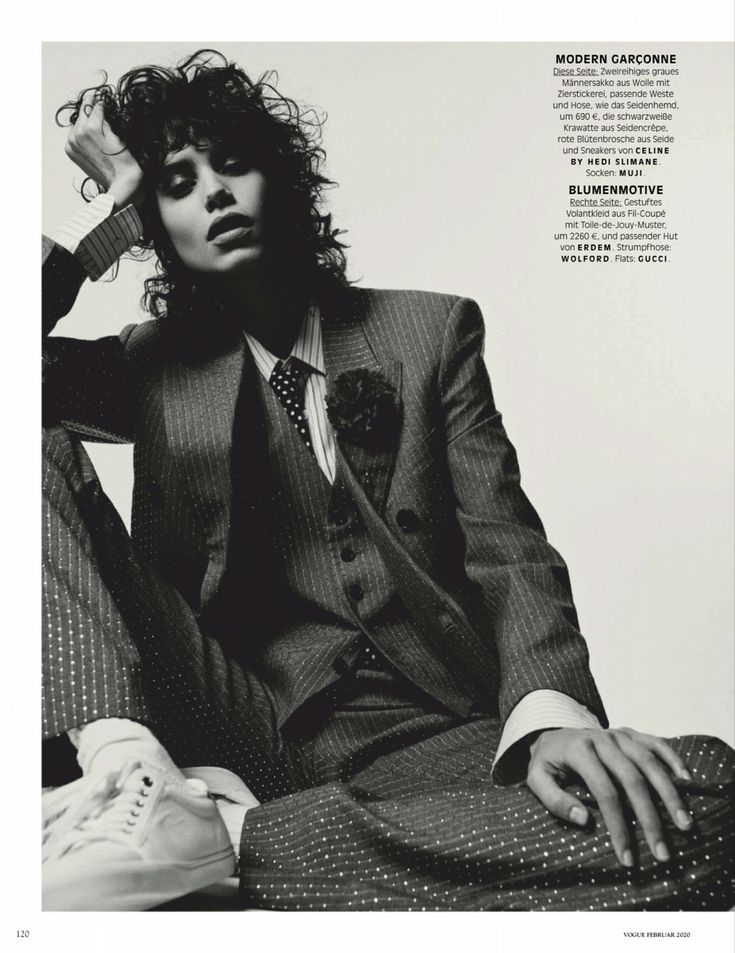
[492,689,601,785]
[50,193,143,281]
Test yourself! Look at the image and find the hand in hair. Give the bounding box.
[65,90,144,210]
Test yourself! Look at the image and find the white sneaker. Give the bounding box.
[42,760,236,911]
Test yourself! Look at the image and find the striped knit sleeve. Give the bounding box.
[492,689,601,784]
[51,194,143,281]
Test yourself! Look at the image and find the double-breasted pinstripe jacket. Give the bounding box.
[42,235,607,734]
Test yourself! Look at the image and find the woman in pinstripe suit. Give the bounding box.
[42,50,733,911]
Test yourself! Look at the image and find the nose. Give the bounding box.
[203,172,235,213]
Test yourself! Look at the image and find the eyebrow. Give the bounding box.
[159,157,194,177]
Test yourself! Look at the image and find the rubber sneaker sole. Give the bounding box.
[43,844,236,911]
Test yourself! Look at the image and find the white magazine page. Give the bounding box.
[4,2,734,951]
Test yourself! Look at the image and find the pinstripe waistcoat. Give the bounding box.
[42,238,607,731]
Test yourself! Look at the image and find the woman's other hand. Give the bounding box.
[526,726,694,867]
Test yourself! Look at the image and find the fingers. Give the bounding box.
[590,735,671,864]
[76,92,106,131]
[526,763,590,828]
[616,728,692,782]
[70,92,107,148]
[67,92,95,157]
[613,732,693,833]
[566,740,635,867]
[75,91,97,126]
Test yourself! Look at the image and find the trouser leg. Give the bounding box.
[42,426,150,737]
[239,710,734,911]
[42,427,291,800]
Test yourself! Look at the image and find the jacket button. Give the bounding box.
[439,612,459,635]
[396,508,420,532]
[348,583,364,602]
[340,546,356,563]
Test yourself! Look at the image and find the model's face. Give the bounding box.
[155,142,268,276]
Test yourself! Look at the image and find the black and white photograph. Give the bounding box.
[10,1,735,947]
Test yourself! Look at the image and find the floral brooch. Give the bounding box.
[325,369,400,451]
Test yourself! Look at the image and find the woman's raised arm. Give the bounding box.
[42,94,148,443]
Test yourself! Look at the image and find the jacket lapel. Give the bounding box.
[321,291,403,515]
[162,337,248,609]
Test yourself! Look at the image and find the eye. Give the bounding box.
[160,175,194,199]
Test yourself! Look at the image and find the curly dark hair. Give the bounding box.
[56,49,350,323]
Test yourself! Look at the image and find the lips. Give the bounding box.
[207,213,255,241]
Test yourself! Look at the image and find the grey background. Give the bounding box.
[43,42,734,745]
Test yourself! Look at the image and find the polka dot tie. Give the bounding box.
[269,358,314,455]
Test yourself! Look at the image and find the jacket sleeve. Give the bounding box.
[42,235,136,443]
[438,296,607,727]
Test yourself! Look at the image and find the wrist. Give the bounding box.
[107,173,145,212]
[528,727,557,757]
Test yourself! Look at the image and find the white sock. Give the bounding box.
[68,718,185,781]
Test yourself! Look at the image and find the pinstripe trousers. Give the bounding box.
[42,426,735,911]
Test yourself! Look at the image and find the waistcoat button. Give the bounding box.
[396,508,420,532]
[348,583,364,602]
[330,508,348,526]
[340,546,356,562]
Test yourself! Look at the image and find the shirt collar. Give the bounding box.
[243,302,325,382]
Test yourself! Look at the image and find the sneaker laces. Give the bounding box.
[43,760,158,862]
